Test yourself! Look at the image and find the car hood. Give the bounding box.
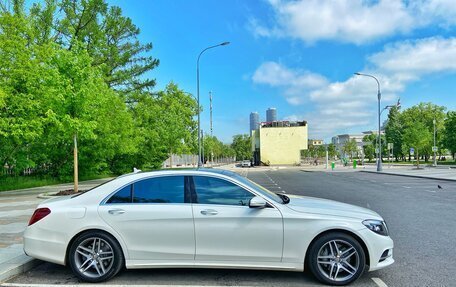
[285,194,382,220]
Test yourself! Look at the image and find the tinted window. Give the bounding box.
[193,176,254,206]
[107,185,132,204]
[133,176,184,203]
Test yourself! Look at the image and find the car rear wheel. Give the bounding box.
[307,232,366,286]
[69,231,124,282]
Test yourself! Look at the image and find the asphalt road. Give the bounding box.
[4,169,456,287]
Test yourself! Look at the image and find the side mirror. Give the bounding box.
[249,196,268,209]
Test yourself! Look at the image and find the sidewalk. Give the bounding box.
[301,164,456,181]
[0,178,112,282]
[361,165,456,181]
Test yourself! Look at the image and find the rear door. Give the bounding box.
[98,175,195,261]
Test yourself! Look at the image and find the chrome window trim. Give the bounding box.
[99,172,279,210]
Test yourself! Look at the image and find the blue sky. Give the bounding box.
[108,0,456,143]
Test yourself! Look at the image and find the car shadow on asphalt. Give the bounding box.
[9,261,377,286]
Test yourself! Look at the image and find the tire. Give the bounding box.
[68,231,124,283]
[307,232,366,286]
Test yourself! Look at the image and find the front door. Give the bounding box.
[98,175,194,261]
[191,175,283,262]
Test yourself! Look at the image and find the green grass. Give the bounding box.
[0,176,62,192]
[0,173,115,192]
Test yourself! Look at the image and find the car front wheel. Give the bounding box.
[69,231,124,283]
[307,232,366,286]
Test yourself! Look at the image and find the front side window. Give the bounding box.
[192,176,254,206]
[133,176,185,203]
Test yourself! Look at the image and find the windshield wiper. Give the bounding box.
[276,193,290,204]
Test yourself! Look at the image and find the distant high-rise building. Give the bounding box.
[250,112,259,132]
[266,108,277,122]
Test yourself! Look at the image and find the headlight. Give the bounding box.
[362,219,389,236]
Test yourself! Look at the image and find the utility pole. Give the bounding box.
[325,145,329,169]
[210,91,213,137]
[433,118,437,166]
[201,129,204,167]
[210,92,214,166]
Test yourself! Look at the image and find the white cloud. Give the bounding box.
[250,0,456,44]
[252,37,456,139]
[252,61,328,104]
[368,37,456,75]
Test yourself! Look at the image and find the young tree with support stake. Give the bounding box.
[402,122,431,168]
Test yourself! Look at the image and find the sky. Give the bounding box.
[108,0,456,143]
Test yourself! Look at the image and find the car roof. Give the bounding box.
[117,168,239,180]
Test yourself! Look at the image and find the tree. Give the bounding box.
[443,111,456,160]
[384,106,404,161]
[129,83,197,170]
[400,103,446,162]
[0,10,50,173]
[362,134,376,162]
[342,139,358,160]
[231,134,252,161]
[28,0,159,95]
[0,2,199,183]
[327,143,337,159]
[402,122,432,168]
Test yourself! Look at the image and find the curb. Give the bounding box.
[37,191,59,199]
[360,170,456,182]
[0,255,40,283]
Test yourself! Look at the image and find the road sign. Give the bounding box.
[375,148,379,154]
[388,143,393,149]
[410,148,415,155]
[432,146,438,152]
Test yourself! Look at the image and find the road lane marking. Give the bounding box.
[426,190,436,193]
[402,186,411,189]
[371,277,389,287]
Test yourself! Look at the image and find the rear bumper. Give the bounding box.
[23,227,66,265]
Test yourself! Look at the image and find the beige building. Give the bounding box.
[252,121,308,165]
[308,139,323,147]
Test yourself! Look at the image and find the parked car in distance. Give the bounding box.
[241,160,251,167]
[24,169,393,285]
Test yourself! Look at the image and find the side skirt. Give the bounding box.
[126,260,304,272]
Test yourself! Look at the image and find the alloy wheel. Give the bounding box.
[74,237,115,279]
[316,239,360,282]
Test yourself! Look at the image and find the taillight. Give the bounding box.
[28,208,51,226]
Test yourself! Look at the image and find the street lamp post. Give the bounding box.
[433,118,437,167]
[197,42,230,167]
[355,72,383,172]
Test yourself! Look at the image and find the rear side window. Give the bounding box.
[192,176,254,206]
[133,176,185,203]
[106,185,132,204]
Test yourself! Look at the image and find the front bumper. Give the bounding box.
[358,228,394,271]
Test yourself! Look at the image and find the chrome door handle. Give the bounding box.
[108,209,125,215]
[200,209,218,216]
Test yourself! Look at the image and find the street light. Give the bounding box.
[354,72,383,172]
[196,42,230,167]
[433,118,437,167]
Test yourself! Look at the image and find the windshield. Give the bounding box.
[231,173,282,203]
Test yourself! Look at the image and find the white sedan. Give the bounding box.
[24,169,394,285]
